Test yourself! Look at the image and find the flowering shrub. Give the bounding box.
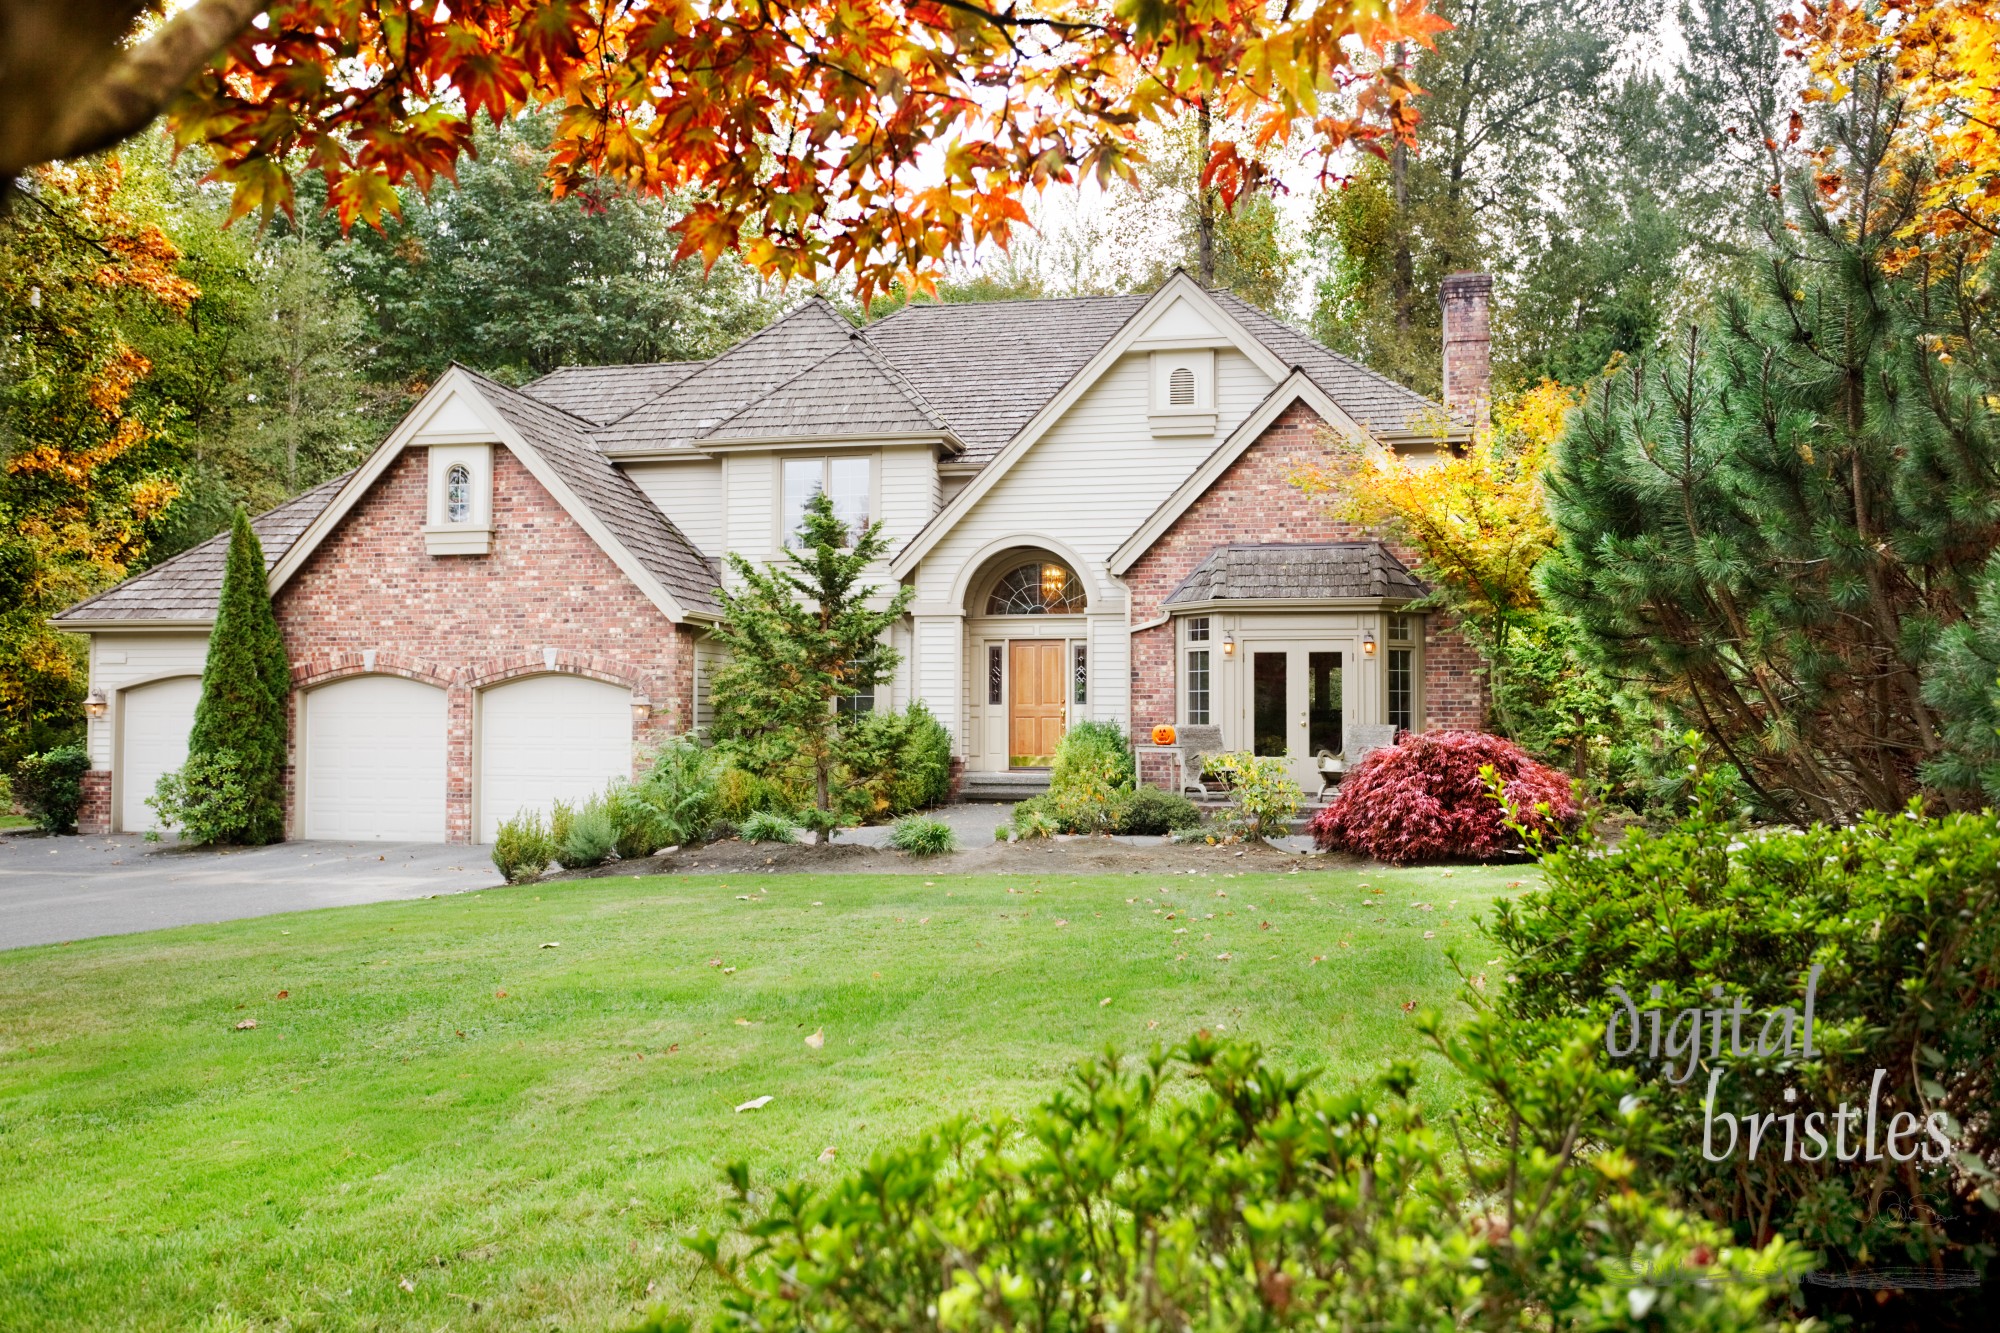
[1204,751,1301,840]
[1310,730,1577,863]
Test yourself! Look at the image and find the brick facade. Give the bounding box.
[77,769,111,836]
[1122,400,1486,787]
[275,446,697,843]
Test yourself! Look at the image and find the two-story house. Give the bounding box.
[56,271,1495,842]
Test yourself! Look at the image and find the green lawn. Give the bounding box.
[0,863,1530,1331]
[0,815,34,830]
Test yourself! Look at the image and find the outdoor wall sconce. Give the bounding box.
[1222,633,1236,657]
[631,696,653,722]
[84,690,108,720]
[1362,631,1378,657]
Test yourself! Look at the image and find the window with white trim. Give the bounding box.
[1387,613,1419,732]
[1073,643,1088,704]
[782,456,872,548]
[445,465,471,523]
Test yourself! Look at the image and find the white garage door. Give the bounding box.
[303,676,447,841]
[119,676,202,833]
[479,675,632,842]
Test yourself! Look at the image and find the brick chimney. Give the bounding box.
[1440,271,1493,429]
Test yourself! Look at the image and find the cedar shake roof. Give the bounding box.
[51,472,354,625]
[1163,542,1427,606]
[522,360,710,425]
[1210,294,1452,441]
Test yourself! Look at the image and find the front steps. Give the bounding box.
[957,770,1052,802]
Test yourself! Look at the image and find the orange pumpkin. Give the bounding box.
[1152,725,1177,746]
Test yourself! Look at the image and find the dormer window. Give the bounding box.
[425,444,493,554]
[445,466,471,523]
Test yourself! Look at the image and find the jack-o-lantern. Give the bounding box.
[1152,725,1177,746]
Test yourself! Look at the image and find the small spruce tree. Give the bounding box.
[186,509,292,842]
[709,491,914,816]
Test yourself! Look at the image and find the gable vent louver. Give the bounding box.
[1168,366,1196,406]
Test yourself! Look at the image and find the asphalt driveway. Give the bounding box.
[0,831,502,950]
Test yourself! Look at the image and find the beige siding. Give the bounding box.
[85,631,212,770]
[624,459,725,556]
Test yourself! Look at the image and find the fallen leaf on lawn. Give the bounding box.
[234,1018,257,1030]
[1215,890,1227,898]
[1473,974,1487,991]
[736,1095,774,1113]
[722,966,737,975]
[734,1018,755,1026]
[668,1043,680,1052]
[1216,952,1232,961]
[1173,927,1187,934]
[918,917,930,924]
[817,1146,838,1163]
[736,895,751,901]
[1505,881,1524,889]
[540,942,560,949]
[1440,870,1455,877]
[1309,955,1324,965]
[1487,958,1504,966]
[871,971,881,979]
[1099,997,1111,1006]
[707,958,724,967]
[812,901,823,906]
[1339,940,1352,949]
[1147,1019,1160,1030]
[805,1028,824,1049]
[1423,931,1436,939]
[1260,921,1271,931]
[1400,1000,1418,1013]
[1054,919,1069,927]
[276,990,289,999]
[399,1277,415,1293]
[495,989,507,998]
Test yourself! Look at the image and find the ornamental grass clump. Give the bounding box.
[887,814,955,856]
[1311,730,1576,863]
[739,810,799,844]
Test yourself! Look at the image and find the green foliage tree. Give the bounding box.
[709,491,914,816]
[1543,77,2000,821]
[327,112,772,388]
[184,509,290,842]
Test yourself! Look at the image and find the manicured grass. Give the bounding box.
[0,863,1530,1331]
[0,815,34,831]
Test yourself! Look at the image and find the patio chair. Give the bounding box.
[1172,725,1227,798]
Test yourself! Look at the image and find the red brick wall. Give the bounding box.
[78,769,111,836]
[1122,401,1487,781]
[275,446,697,843]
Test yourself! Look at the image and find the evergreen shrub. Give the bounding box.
[660,1036,1804,1333]
[839,702,951,818]
[147,751,256,844]
[1488,766,2000,1279]
[186,510,290,843]
[13,744,88,833]
[1310,731,1575,863]
[1112,786,1203,835]
[553,797,617,868]
[491,810,555,883]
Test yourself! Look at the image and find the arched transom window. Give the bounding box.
[445,465,472,523]
[987,560,1086,615]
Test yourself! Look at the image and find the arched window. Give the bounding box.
[986,560,1086,615]
[1168,365,1196,406]
[445,465,472,523]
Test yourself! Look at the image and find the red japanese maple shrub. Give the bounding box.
[1309,731,1579,864]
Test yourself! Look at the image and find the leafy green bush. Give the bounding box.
[795,805,842,840]
[1204,751,1300,840]
[1112,785,1202,835]
[838,702,952,819]
[1487,764,2000,1278]
[604,782,668,860]
[887,814,955,856]
[665,1034,1805,1333]
[146,751,257,844]
[739,810,798,844]
[13,744,89,834]
[491,810,555,884]
[711,760,798,824]
[1048,720,1135,805]
[637,736,717,846]
[1009,790,1116,836]
[554,797,617,868]
[1009,802,1057,839]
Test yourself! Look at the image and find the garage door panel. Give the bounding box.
[119,676,203,833]
[479,675,631,842]
[304,677,447,841]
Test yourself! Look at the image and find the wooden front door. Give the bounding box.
[1008,640,1067,767]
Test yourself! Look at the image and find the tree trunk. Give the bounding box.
[1195,96,1215,287]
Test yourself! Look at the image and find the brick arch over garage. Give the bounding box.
[291,651,458,692]
[464,649,661,700]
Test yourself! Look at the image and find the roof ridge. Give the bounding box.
[848,329,953,434]
[451,363,602,428]
[1211,291,1442,413]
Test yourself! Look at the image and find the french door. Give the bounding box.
[1250,646,1347,792]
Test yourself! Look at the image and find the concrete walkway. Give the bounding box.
[0,832,501,951]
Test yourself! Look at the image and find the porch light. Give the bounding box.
[1363,631,1378,657]
[84,690,108,720]
[1222,633,1236,657]
[631,696,653,722]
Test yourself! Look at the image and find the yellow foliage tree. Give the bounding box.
[1781,0,2000,265]
[1290,379,1578,733]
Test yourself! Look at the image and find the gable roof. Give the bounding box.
[50,472,354,627]
[1164,542,1426,607]
[1210,293,1451,443]
[862,295,1151,461]
[461,369,721,614]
